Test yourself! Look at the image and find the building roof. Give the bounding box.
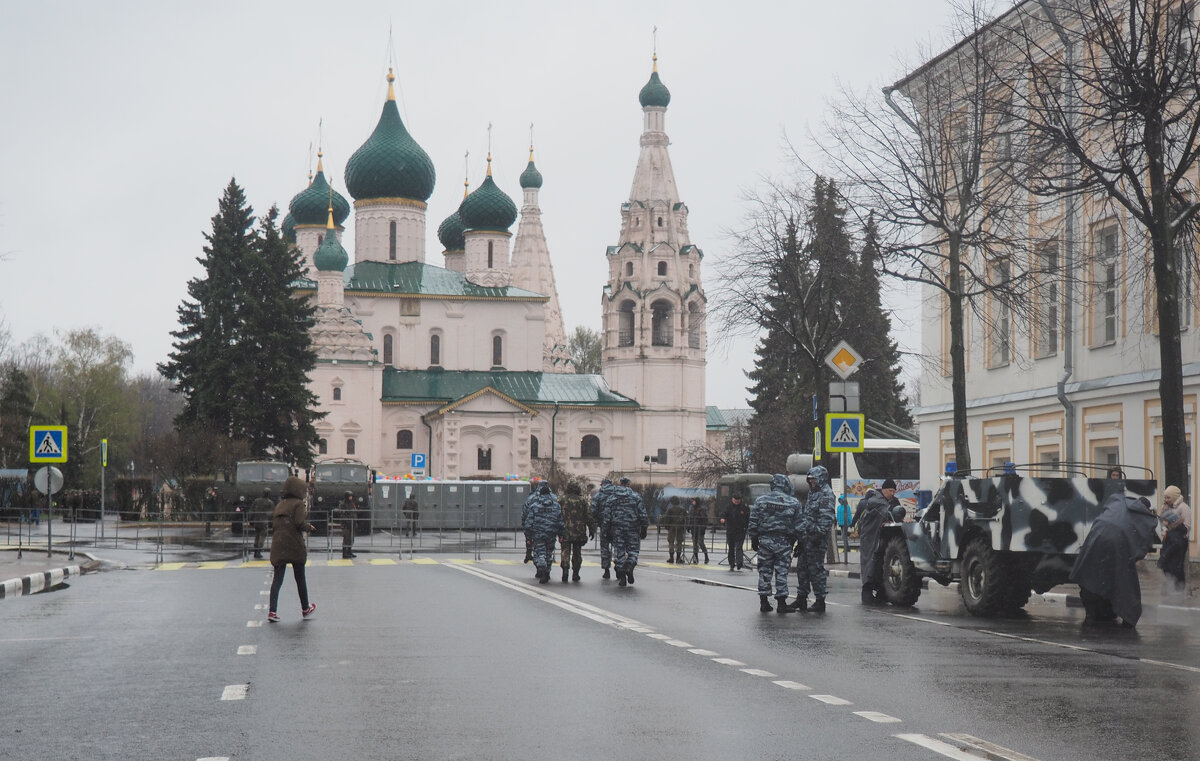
[639,58,671,108]
[382,368,640,408]
[344,73,436,202]
[460,173,518,232]
[289,164,350,226]
[705,406,728,430]
[297,260,547,300]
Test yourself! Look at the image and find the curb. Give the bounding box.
[0,565,82,600]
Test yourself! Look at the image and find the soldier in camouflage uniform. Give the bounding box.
[249,488,273,559]
[591,479,617,579]
[793,465,836,612]
[559,482,596,582]
[522,484,565,584]
[748,474,803,612]
[604,477,648,587]
[334,491,357,559]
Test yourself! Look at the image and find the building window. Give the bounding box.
[625,261,634,277]
[581,435,600,458]
[1035,242,1059,358]
[332,387,342,401]
[430,334,441,365]
[651,300,673,347]
[389,220,397,260]
[492,335,503,367]
[487,240,494,268]
[988,261,1010,368]
[657,216,663,227]
[619,300,636,347]
[657,261,667,277]
[396,430,413,449]
[1093,226,1119,345]
[531,435,539,459]
[346,438,356,456]
[477,447,492,471]
[318,439,328,455]
[383,334,393,365]
[689,264,694,278]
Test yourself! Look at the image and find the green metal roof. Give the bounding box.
[344,98,436,202]
[313,229,349,272]
[460,174,518,232]
[436,205,465,251]
[706,406,728,430]
[331,260,545,299]
[639,70,671,108]
[289,168,350,226]
[383,369,640,408]
[519,159,543,189]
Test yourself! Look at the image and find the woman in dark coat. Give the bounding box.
[1069,492,1158,627]
[268,475,316,622]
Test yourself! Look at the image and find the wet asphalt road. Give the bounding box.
[1,555,1197,761]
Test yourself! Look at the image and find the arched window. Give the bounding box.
[689,264,694,278]
[492,335,503,367]
[478,447,492,471]
[318,439,328,455]
[657,216,663,227]
[430,334,441,366]
[346,438,356,455]
[332,387,342,401]
[625,261,633,277]
[657,261,667,277]
[618,300,636,347]
[396,430,413,449]
[531,435,540,459]
[487,240,494,268]
[651,300,674,346]
[581,435,601,458]
[389,220,397,260]
[383,334,393,365]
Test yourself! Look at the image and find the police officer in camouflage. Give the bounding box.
[559,482,596,582]
[591,479,617,579]
[249,488,273,559]
[748,474,803,612]
[604,477,648,587]
[522,484,565,584]
[792,465,836,612]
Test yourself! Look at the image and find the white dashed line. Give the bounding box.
[197,757,230,761]
[259,590,269,595]
[711,657,746,666]
[688,648,720,656]
[664,639,692,647]
[220,684,248,701]
[254,604,266,610]
[891,613,953,626]
[246,621,263,628]
[646,633,672,640]
[237,645,257,655]
[854,711,901,723]
[739,668,777,677]
[939,733,1042,761]
[772,680,811,690]
[810,694,853,705]
[895,734,985,760]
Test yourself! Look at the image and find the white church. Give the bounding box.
[282,58,712,484]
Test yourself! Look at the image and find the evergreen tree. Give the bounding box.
[0,365,34,468]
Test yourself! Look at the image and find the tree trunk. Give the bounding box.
[949,240,971,473]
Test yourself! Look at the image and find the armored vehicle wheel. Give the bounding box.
[881,535,922,607]
[959,537,1008,616]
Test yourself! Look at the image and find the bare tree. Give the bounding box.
[817,1,1046,473]
[677,418,753,487]
[990,0,1200,495]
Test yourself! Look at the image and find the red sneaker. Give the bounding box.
[301,603,316,619]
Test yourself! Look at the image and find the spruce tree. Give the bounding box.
[0,366,34,468]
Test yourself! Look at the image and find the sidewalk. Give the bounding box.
[0,545,93,600]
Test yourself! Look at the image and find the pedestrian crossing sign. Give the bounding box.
[825,414,865,453]
[30,426,68,463]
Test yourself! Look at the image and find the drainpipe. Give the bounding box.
[423,415,434,475]
[549,402,561,481]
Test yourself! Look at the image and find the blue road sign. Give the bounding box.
[30,426,68,463]
[411,453,427,469]
[825,413,865,453]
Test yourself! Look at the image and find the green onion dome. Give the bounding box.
[344,70,436,202]
[437,205,466,251]
[639,56,671,108]
[288,160,350,226]
[282,213,296,244]
[312,222,349,272]
[519,150,543,189]
[459,166,517,232]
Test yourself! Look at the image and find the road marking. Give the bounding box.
[897,734,995,760]
[237,645,256,655]
[939,733,1042,761]
[197,757,230,761]
[327,559,353,567]
[712,657,746,666]
[246,621,263,628]
[891,613,953,626]
[1137,657,1200,674]
[197,562,227,570]
[155,563,187,571]
[626,626,654,633]
[259,590,269,595]
[739,668,777,677]
[368,558,397,565]
[854,711,901,723]
[688,648,720,656]
[0,636,95,643]
[254,604,266,610]
[220,684,248,701]
[483,559,515,565]
[241,560,270,567]
[772,680,811,690]
[646,633,672,640]
[981,629,1200,673]
[411,558,439,564]
[810,694,853,705]
[664,639,692,647]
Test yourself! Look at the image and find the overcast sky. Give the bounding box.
[1,0,963,409]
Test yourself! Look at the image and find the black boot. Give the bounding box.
[253,550,263,559]
[572,569,581,582]
[704,553,709,564]
[760,595,773,612]
[810,597,826,613]
[538,569,549,584]
[793,597,808,612]
[562,567,569,583]
[602,568,611,579]
[618,569,627,587]
[342,548,352,559]
[668,552,674,564]
[626,565,636,584]
[776,596,793,613]
[862,584,876,605]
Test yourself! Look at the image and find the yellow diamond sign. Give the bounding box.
[824,340,863,379]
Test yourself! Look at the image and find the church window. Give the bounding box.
[389,220,397,260]
[318,439,328,455]
[332,387,342,401]
[346,438,356,455]
[531,435,540,459]
[618,300,636,347]
[492,335,504,367]
[657,216,663,227]
[625,261,633,277]
[478,447,492,471]
[580,435,601,458]
[430,334,441,365]
[689,264,694,278]
[396,429,413,449]
[657,261,667,277]
[383,334,393,365]
[488,240,494,268]
[651,300,674,346]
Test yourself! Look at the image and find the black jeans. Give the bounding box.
[727,530,746,568]
[269,561,310,613]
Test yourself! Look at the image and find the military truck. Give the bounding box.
[311,458,373,537]
[879,463,1156,616]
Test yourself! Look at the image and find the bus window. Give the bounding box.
[852,449,920,480]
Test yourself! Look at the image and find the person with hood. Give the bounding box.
[1069,491,1159,627]
[662,496,688,563]
[721,491,751,571]
[559,482,595,582]
[748,474,803,612]
[268,475,317,622]
[1158,485,1191,590]
[605,477,649,586]
[249,488,273,560]
[793,464,836,612]
[850,480,897,604]
[522,484,565,584]
[591,478,617,579]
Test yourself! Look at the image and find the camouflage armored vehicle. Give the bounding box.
[879,464,1156,616]
[311,458,373,537]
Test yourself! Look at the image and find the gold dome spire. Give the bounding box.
[387,67,396,102]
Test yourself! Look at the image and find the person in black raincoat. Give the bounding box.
[1068,492,1159,627]
[851,480,897,605]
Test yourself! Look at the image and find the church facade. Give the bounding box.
[283,59,709,485]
